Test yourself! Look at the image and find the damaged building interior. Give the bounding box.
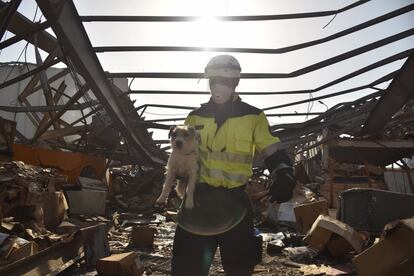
[0,0,414,275]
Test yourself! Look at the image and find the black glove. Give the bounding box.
[269,167,296,203]
[264,150,296,203]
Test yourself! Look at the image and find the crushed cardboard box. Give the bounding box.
[305,214,363,256]
[8,241,39,262]
[352,218,414,276]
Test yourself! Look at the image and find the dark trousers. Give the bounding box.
[171,185,258,276]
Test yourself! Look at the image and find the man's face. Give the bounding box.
[209,78,235,104]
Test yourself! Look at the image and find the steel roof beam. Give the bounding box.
[128,70,395,96]
[30,84,88,143]
[36,0,164,165]
[106,47,413,80]
[0,21,50,50]
[81,0,369,22]
[0,101,99,113]
[94,3,414,55]
[361,52,414,135]
[143,112,324,123]
[0,0,22,41]
[108,32,414,81]
[0,56,64,90]
[0,2,58,53]
[263,70,396,111]
[16,47,61,102]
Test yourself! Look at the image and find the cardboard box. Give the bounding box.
[131,226,156,248]
[96,252,143,276]
[294,200,328,233]
[353,218,414,276]
[8,241,39,262]
[305,214,363,256]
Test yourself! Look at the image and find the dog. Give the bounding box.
[156,125,199,209]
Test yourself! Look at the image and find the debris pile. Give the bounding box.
[1,157,413,275]
[110,166,165,212]
[0,161,68,229]
[0,161,72,270]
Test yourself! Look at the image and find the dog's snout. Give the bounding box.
[175,140,183,149]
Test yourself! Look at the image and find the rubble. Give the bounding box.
[110,166,165,212]
[0,157,413,276]
[352,218,414,276]
[282,246,318,262]
[0,160,109,274]
[0,161,68,232]
[299,263,355,276]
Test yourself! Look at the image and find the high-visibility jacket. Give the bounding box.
[185,96,280,189]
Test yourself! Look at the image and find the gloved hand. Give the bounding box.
[269,168,296,203]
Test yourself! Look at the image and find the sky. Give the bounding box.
[1,0,414,138]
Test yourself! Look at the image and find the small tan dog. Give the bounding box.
[156,125,199,209]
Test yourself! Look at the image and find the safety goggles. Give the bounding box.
[209,77,237,88]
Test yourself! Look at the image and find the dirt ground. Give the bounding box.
[65,218,355,276]
[60,166,355,275]
[141,221,306,276]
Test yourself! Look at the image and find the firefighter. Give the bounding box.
[171,55,296,276]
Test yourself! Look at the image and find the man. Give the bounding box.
[171,55,296,276]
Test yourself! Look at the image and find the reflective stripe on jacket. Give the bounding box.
[185,96,279,188]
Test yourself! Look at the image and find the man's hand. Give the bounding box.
[269,168,296,203]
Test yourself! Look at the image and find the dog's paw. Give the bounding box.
[184,198,194,209]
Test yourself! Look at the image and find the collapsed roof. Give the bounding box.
[0,0,413,166]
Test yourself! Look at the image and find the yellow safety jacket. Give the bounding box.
[185,96,280,189]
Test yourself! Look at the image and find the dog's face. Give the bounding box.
[169,125,198,152]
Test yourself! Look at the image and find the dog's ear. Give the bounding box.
[168,126,176,138]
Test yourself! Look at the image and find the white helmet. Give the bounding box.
[204,55,241,79]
